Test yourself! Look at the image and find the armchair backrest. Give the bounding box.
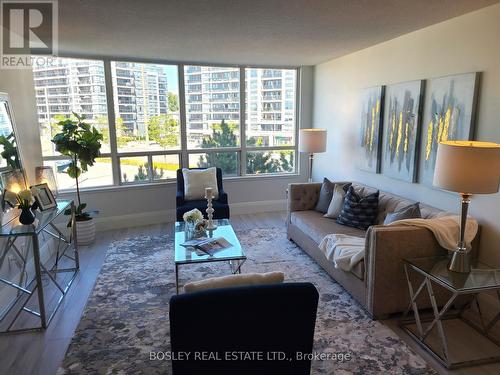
[169,282,319,375]
[176,167,224,198]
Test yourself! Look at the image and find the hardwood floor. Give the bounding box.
[0,211,497,375]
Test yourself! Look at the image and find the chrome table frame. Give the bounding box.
[174,220,246,294]
[401,260,500,369]
[0,201,79,334]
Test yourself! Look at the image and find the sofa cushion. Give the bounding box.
[184,272,285,293]
[351,183,443,224]
[182,167,219,200]
[337,186,379,230]
[290,210,365,244]
[324,182,351,219]
[315,178,335,213]
[383,202,421,225]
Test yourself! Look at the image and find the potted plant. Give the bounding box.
[52,112,103,245]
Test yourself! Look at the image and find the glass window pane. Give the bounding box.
[246,150,295,175]
[152,154,179,180]
[44,158,113,190]
[245,68,296,147]
[32,57,111,156]
[111,61,181,153]
[120,156,149,183]
[188,152,239,177]
[184,66,240,149]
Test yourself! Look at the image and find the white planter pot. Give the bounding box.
[76,219,96,246]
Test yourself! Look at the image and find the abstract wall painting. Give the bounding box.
[358,86,385,173]
[419,72,479,187]
[381,80,424,182]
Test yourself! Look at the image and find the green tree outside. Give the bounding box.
[168,92,179,112]
[147,115,179,148]
[198,120,294,175]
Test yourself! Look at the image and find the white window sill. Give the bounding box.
[56,173,303,196]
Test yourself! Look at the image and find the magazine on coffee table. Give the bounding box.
[181,237,233,256]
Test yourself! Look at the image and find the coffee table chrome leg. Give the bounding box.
[230,259,245,274]
[175,264,179,294]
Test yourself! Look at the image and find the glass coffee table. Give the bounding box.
[174,219,246,294]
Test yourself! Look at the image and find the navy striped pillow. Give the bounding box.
[336,186,379,230]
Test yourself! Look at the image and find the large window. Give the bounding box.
[32,58,298,191]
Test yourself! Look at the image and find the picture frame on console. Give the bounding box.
[31,183,57,211]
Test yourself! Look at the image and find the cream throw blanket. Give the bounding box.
[319,215,478,272]
[386,215,478,251]
[318,234,366,272]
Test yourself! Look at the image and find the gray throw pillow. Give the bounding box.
[324,183,351,219]
[383,202,421,225]
[315,178,335,213]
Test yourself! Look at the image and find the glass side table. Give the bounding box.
[0,200,78,333]
[401,256,500,369]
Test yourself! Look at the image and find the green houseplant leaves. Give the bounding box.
[52,112,103,221]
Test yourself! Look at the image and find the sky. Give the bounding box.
[163,65,179,94]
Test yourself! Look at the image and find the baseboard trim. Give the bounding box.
[93,199,286,232]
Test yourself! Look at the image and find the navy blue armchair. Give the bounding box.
[176,168,230,222]
[169,283,319,375]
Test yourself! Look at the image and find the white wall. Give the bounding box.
[313,4,500,266]
[0,66,313,229]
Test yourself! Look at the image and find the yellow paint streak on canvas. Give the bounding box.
[425,121,433,160]
[404,123,409,153]
[442,107,451,142]
[395,112,403,157]
[437,115,444,142]
[389,111,395,149]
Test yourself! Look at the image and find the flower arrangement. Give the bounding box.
[183,208,203,224]
[16,189,33,209]
[182,208,207,239]
[3,189,37,225]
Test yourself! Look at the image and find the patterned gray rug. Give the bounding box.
[58,227,435,374]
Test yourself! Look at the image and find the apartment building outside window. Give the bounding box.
[32,57,299,191]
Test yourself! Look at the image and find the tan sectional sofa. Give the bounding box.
[287,181,479,319]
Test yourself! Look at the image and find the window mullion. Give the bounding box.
[178,64,189,169]
[103,59,120,186]
[295,67,301,176]
[239,66,246,177]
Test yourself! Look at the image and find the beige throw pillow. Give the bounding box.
[324,183,350,219]
[182,167,219,200]
[184,272,285,293]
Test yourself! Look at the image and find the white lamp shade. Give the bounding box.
[433,141,500,194]
[299,129,327,153]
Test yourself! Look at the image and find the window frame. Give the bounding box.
[33,55,301,192]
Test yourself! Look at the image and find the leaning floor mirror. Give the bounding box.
[0,92,27,223]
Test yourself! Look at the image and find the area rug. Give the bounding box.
[58,227,436,374]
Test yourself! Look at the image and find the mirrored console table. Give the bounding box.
[0,200,78,334]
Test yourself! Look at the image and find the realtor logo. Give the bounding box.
[1,0,58,68]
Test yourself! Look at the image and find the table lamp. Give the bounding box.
[299,129,327,182]
[433,141,500,273]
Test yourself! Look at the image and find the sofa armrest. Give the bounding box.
[364,225,447,319]
[218,189,228,204]
[287,183,321,224]
[176,190,185,206]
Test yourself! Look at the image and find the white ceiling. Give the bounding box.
[58,0,500,66]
